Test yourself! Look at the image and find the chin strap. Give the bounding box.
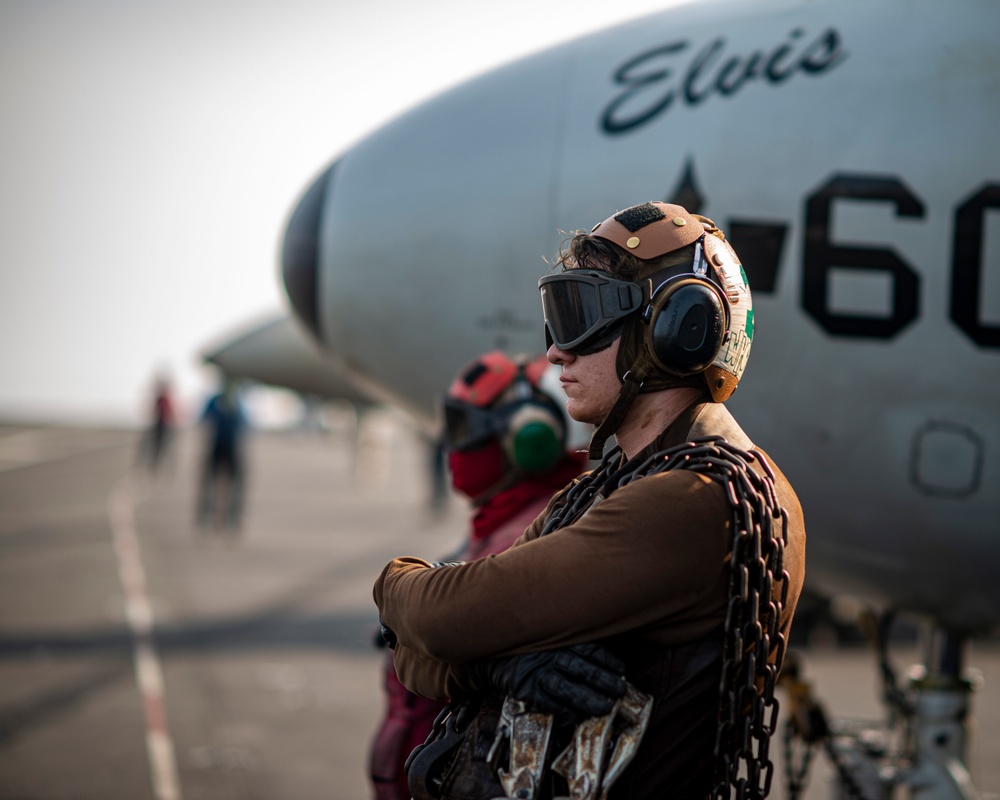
[587,353,655,460]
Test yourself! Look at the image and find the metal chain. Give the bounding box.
[782,722,815,800]
[539,445,622,536]
[543,436,790,800]
[822,738,875,800]
[782,726,880,800]
[780,712,883,800]
[778,612,902,800]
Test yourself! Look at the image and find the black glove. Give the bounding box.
[463,643,627,722]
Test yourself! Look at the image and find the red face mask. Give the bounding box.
[448,439,506,499]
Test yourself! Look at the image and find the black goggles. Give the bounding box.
[443,397,531,452]
[539,270,643,355]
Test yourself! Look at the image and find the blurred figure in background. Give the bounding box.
[368,351,587,800]
[196,377,248,534]
[137,372,177,474]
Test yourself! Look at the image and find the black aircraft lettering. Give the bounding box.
[666,161,999,349]
[602,27,847,135]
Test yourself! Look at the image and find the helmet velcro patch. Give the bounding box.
[614,203,666,232]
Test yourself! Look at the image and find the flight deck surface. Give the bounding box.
[0,417,996,800]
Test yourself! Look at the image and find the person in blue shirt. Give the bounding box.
[196,379,247,533]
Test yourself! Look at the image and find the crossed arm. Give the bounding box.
[373,470,731,700]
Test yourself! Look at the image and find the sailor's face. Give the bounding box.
[546,336,621,426]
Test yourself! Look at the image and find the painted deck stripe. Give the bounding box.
[109,477,183,800]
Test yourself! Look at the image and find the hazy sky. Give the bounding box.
[0,0,683,426]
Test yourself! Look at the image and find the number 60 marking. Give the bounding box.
[802,174,1000,348]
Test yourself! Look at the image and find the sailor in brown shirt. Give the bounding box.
[374,202,806,800]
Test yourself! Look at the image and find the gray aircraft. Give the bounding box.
[201,313,373,408]
[214,0,1000,796]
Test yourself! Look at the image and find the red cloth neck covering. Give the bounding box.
[468,452,588,541]
[448,440,507,500]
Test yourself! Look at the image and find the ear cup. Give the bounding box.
[646,279,727,376]
[504,403,566,474]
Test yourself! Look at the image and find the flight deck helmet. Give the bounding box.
[539,201,753,456]
[442,351,567,480]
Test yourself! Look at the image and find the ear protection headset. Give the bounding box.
[641,238,730,377]
[501,373,566,475]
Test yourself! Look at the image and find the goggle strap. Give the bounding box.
[599,281,642,317]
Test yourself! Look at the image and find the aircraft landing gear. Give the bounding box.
[780,615,982,800]
[906,628,979,800]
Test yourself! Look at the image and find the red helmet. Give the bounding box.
[442,351,566,474]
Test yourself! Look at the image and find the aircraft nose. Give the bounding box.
[281,162,337,342]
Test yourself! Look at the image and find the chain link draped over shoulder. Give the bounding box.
[542,436,791,800]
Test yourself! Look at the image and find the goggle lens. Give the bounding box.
[539,271,642,354]
[541,280,602,347]
[443,399,500,451]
